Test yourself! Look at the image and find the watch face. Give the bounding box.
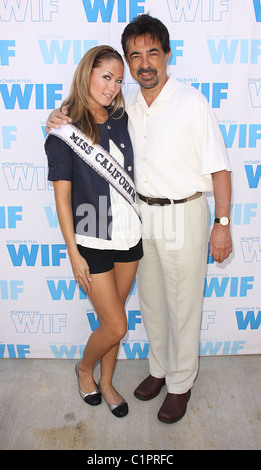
[220,217,229,226]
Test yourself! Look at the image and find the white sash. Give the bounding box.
[47,124,139,217]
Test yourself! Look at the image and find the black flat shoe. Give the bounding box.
[98,383,128,418]
[75,361,102,406]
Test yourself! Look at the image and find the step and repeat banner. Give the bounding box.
[0,0,260,360]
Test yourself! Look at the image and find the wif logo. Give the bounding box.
[219,124,261,148]
[10,312,67,334]
[81,0,145,22]
[7,243,67,266]
[166,0,260,22]
[204,276,254,298]
[167,0,229,22]
[0,0,58,22]
[0,83,63,110]
[39,40,98,65]
[207,39,261,64]
[2,164,51,191]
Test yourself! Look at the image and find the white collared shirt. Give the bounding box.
[126,75,231,199]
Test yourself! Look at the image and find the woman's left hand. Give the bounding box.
[70,251,93,293]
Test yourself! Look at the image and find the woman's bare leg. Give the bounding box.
[78,261,138,404]
[99,261,138,403]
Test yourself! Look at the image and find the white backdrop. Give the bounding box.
[0,0,260,360]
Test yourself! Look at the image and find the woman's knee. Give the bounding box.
[105,315,127,345]
[112,318,128,343]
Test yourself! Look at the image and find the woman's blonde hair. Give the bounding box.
[62,45,125,144]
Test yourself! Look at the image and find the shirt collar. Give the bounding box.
[135,74,180,108]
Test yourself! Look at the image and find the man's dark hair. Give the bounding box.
[121,14,171,57]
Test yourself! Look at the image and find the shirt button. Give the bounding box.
[128,166,132,171]
[120,143,125,148]
[107,125,111,130]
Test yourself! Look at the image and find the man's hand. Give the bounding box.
[209,224,232,263]
[210,169,232,263]
[45,105,71,134]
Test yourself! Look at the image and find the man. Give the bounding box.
[46,14,232,424]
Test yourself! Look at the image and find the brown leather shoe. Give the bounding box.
[157,390,191,423]
[134,375,165,401]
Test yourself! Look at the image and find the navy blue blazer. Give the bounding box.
[45,109,134,241]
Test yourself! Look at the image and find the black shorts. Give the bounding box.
[77,239,143,274]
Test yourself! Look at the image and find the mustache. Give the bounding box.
[137,67,157,76]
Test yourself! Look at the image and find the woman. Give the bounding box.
[45,46,143,418]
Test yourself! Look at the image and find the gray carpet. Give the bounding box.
[0,355,260,450]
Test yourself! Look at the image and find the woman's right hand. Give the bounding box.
[70,251,93,293]
[45,106,72,133]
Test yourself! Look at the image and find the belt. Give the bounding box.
[138,192,202,206]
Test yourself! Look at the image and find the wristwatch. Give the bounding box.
[214,216,230,226]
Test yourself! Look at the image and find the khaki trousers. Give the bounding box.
[137,194,209,394]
